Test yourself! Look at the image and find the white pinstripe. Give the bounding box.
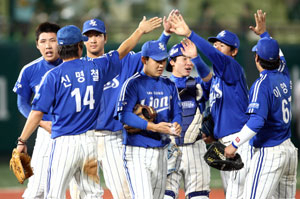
[46,132,103,199]
[123,145,168,199]
[22,127,51,199]
[165,140,210,198]
[96,130,132,199]
[244,139,297,199]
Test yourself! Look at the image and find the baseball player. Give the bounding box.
[224,9,298,199]
[13,22,62,199]
[15,21,157,198]
[164,39,212,199]
[169,13,252,198]
[225,29,298,199]
[70,11,177,199]
[116,40,182,199]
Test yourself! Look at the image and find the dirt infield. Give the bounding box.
[0,188,224,199]
[1,188,299,198]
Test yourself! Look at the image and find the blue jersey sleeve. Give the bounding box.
[121,51,143,75]
[170,84,182,125]
[158,32,171,44]
[119,111,148,130]
[247,78,270,120]
[191,55,210,78]
[188,31,242,84]
[13,67,33,99]
[17,95,31,118]
[245,113,265,133]
[93,50,122,84]
[117,78,139,113]
[31,71,56,114]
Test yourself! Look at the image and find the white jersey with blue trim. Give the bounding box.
[116,72,182,147]
[247,59,291,147]
[32,51,121,138]
[13,57,62,121]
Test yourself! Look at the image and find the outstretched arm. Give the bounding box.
[117,16,162,59]
[16,110,44,153]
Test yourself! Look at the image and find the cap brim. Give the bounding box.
[166,62,172,72]
[208,37,219,43]
[150,53,169,61]
[82,28,106,34]
[251,45,257,52]
[82,35,88,42]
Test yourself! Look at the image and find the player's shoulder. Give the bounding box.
[161,75,177,86]
[20,57,44,73]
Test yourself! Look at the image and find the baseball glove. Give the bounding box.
[124,104,157,133]
[83,158,100,184]
[200,112,214,138]
[204,142,244,171]
[9,148,33,184]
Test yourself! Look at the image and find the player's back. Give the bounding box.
[33,59,110,138]
[249,69,291,147]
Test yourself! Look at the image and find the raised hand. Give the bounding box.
[249,9,266,35]
[181,38,197,58]
[169,14,192,37]
[163,9,180,34]
[138,16,162,34]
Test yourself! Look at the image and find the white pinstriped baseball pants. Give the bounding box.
[23,127,51,199]
[164,140,210,199]
[46,131,103,199]
[219,132,253,199]
[69,130,131,199]
[243,138,298,199]
[123,145,168,199]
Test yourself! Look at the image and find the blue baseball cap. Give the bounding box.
[208,30,240,49]
[141,40,169,61]
[57,25,88,46]
[82,19,106,34]
[166,43,184,72]
[252,37,279,61]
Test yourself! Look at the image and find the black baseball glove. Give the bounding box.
[124,104,157,133]
[200,112,214,138]
[204,142,244,171]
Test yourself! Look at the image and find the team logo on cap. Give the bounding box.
[89,19,97,26]
[219,30,226,37]
[169,48,178,56]
[158,42,165,51]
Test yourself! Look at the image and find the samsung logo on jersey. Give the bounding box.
[104,75,119,90]
[182,101,195,109]
[248,102,259,109]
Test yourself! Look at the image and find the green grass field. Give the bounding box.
[0,161,299,189]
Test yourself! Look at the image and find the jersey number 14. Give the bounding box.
[71,85,95,112]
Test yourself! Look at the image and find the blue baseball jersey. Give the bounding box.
[247,57,291,147]
[82,52,143,131]
[188,31,249,139]
[32,51,121,138]
[13,57,62,121]
[116,72,182,147]
[83,33,171,132]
